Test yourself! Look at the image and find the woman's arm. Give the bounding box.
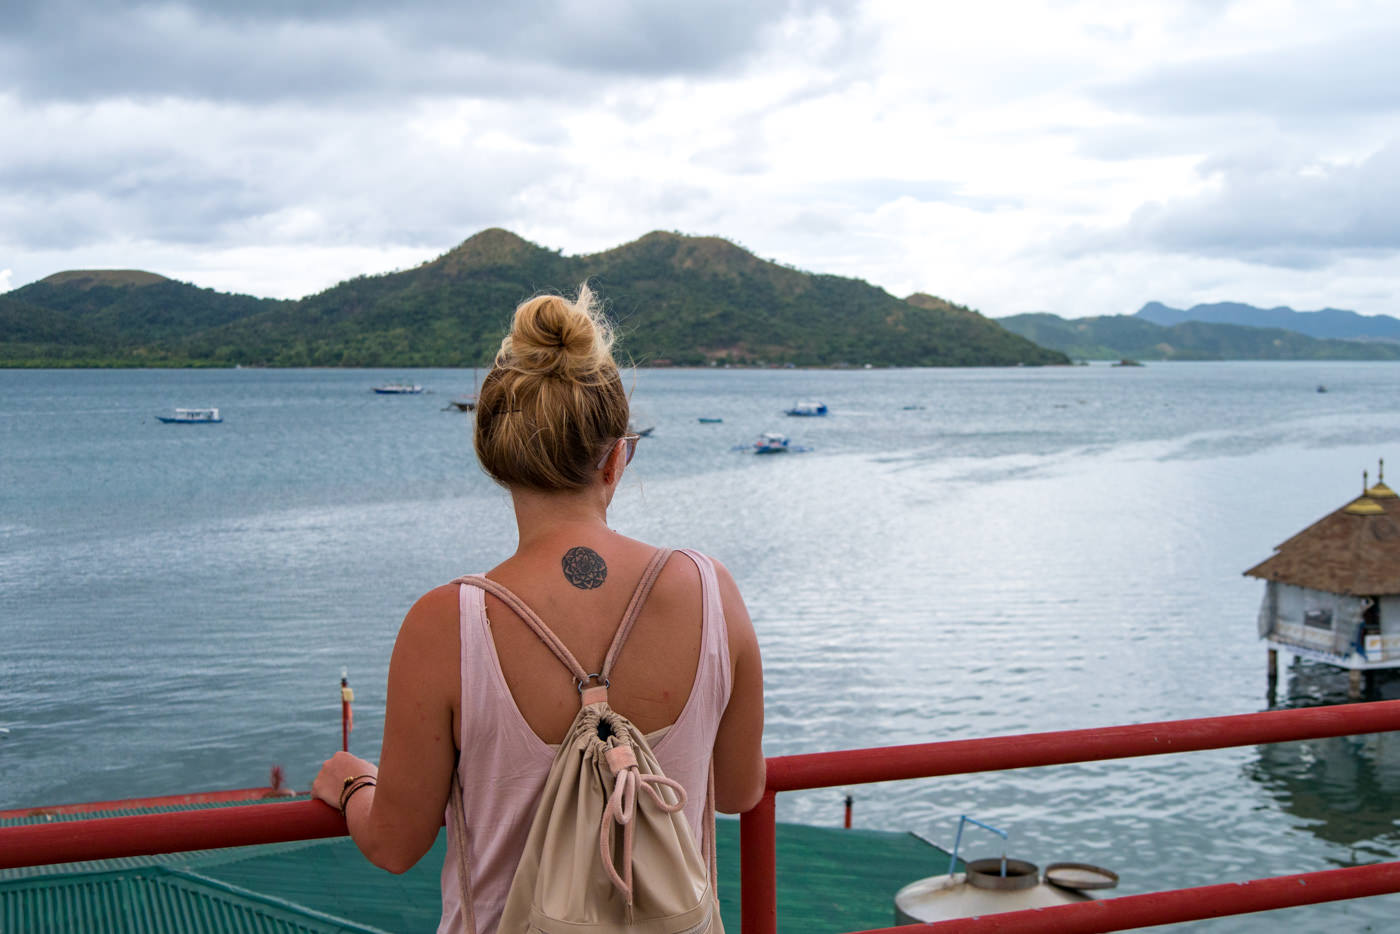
[311,584,460,873]
[710,559,766,814]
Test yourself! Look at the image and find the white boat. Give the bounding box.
[156,407,221,424]
[373,383,423,394]
[785,400,828,416]
[754,432,791,454]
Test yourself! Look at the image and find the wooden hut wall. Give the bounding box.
[1379,596,1400,661]
[1264,583,1367,657]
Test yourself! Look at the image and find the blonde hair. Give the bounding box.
[474,285,629,491]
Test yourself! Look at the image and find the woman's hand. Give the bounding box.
[311,750,378,811]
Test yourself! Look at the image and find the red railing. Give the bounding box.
[4,700,1400,932]
[741,699,1400,933]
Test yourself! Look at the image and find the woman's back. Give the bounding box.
[482,529,708,742]
[443,544,734,934]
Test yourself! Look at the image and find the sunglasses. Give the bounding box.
[596,433,640,471]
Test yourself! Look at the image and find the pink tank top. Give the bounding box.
[437,549,732,934]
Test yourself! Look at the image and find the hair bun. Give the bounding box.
[500,285,613,381]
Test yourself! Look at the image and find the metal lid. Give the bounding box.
[1044,862,1119,891]
[965,858,1039,892]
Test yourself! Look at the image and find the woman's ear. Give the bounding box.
[600,441,622,486]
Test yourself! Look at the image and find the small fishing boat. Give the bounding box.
[698,417,723,424]
[445,398,476,412]
[372,383,423,394]
[785,401,828,416]
[156,407,221,424]
[754,432,791,454]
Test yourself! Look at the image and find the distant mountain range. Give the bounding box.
[998,308,1400,362]
[1135,301,1400,342]
[1,229,1067,368]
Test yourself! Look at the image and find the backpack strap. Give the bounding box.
[453,547,673,703]
[449,769,478,934]
[599,547,672,682]
[454,574,592,685]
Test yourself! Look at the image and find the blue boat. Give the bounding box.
[754,432,791,454]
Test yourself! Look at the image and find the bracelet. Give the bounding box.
[339,774,377,814]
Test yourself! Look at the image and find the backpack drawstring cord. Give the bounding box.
[600,744,687,905]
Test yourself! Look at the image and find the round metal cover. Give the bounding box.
[965,858,1039,891]
[1044,862,1119,891]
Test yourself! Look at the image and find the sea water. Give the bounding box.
[3,363,1400,930]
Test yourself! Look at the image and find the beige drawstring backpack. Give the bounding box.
[449,548,722,934]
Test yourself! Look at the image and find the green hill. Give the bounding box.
[4,231,1068,368]
[997,312,1400,361]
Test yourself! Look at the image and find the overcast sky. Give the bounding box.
[3,0,1398,318]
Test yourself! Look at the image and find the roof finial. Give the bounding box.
[1364,469,1369,494]
[1381,458,1386,483]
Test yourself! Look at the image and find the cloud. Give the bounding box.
[0,269,11,292]
[0,94,568,257]
[1063,140,1400,269]
[1096,27,1400,121]
[0,0,861,104]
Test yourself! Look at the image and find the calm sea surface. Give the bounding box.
[4,363,1400,930]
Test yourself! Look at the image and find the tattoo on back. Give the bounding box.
[562,546,607,590]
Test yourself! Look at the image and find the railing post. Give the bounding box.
[740,790,777,934]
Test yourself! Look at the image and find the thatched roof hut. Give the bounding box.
[1245,463,1400,675]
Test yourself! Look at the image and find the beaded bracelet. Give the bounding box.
[339,774,377,814]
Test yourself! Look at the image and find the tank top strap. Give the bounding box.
[674,549,731,697]
[452,574,591,684]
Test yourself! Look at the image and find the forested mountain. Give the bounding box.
[998,312,1400,361]
[2,230,1067,368]
[1135,301,1400,342]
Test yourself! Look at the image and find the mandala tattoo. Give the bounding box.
[561,546,607,590]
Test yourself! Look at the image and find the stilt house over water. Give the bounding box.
[1245,462,1400,698]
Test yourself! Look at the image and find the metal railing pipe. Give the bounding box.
[0,800,346,870]
[739,791,777,934]
[765,699,1400,791]
[853,859,1400,934]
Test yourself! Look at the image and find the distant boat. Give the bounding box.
[1111,359,1144,368]
[1317,384,1328,394]
[373,383,423,394]
[698,417,723,424]
[785,401,828,416]
[754,432,791,454]
[632,425,655,437]
[156,407,221,424]
[446,366,481,410]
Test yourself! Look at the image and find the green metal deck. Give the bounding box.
[1,801,954,933]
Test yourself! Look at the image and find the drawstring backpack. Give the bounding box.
[449,547,722,934]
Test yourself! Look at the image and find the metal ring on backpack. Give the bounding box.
[577,673,610,693]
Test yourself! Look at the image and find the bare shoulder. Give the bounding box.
[396,583,461,652]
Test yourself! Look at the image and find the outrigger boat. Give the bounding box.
[754,432,790,454]
[155,407,221,424]
[372,383,423,394]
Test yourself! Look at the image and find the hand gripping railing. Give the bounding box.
[739,699,1400,934]
[3,701,1400,932]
